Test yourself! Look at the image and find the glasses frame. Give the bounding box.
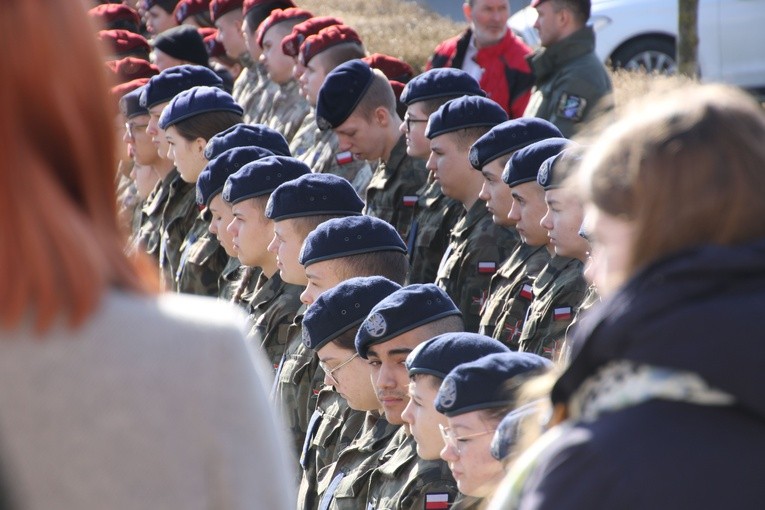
[124,122,149,139]
[439,423,495,456]
[403,114,428,133]
[320,352,359,387]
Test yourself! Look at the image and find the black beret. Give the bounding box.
[435,352,551,417]
[490,400,542,460]
[302,276,402,351]
[153,25,209,67]
[265,173,364,221]
[425,95,508,139]
[205,123,291,160]
[405,332,509,379]
[355,284,461,359]
[223,155,310,205]
[468,118,563,171]
[158,85,242,130]
[400,68,485,105]
[502,138,570,187]
[119,86,148,119]
[299,216,407,267]
[315,59,374,131]
[139,64,223,109]
[537,146,583,190]
[197,146,274,206]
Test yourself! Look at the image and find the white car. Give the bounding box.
[509,0,765,91]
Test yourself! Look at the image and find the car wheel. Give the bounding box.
[610,37,677,74]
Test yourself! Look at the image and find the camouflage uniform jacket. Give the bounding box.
[559,284,600,365]
[174,216,230,296]
[479,243,551,349]
[158,173,198,290]
[364,428,459,510]
[435,200,520,333]
[233,54,260,122]
[364,136,428,242]
[246,63,280,126]
[246,271,304,371]
[272,307,326,477]
[518,255,587,359]
[266,79,310,143]
[297,389,366,510]
[290,111,373,195]
[406,178,464,285]
[133,168,175,260]
[217,256,242,302]
[316,412,400,510]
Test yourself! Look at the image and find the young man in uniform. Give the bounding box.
[316,59,429,241]
[504,138,588,358]
[426,96,519,332]
[398,68,481,285]
[470,117,562,346]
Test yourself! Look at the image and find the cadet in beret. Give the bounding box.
[157,85,243,295]
[435,352,551,503]
[281,15,342,81]
[317,59,429,241]
[348,284,463,510]
[256,8,312,142]
[289,24,372,195]
[88,3,142,33]
[173,0,213,28]
[151,25,209,71]
[136,65,224,287]
[504,139,588,359]
[98,29,151,60]
[425,95,520,333]
[470,118,561,347]
[205,122,291,159]
[106,57,159,84]
[144,0,180,35]
[397,69,474,285]
[299,277,401,510]
[265,173,364,476]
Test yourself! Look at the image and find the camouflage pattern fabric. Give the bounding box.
[158,173,198,290]
[266,79,310,143]
[245,63,279,126]
[559,284,601,365]
[174,217,230,297]
[217,255,242,302]
[133,168,176,260]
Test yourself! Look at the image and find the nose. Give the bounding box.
[208,218,218,236]
[425,151,437,175]
[508,199,521,222]
[375,363,397,390]
[267,234,278,254]
[540,208,553,230]
[336,135,351,153]
[299,287,313,306]
[478,181,490,202]
[399,120,407,135]
[440,441,458,462]
[226,218,238,237]
[400,399,415,425]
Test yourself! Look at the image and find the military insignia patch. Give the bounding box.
[221,180,232,203]
[439,377,457,409]
[468,146,481,168]
[316,114,333,131]
[336,151,353,165]
[425,493,450,509]
[553,306,572,321]
[556,93,587,122]
[537,161,550,187]
[402,195,418,207]
[519,283,533,300]
[364,312,387,338]
[478,261,497,274]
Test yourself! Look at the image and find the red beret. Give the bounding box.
[88,4,141,30]
[209,0,243,23]
[110,77,150,108]
[281,16,343,57]
[105,57,159,84]
[389,80,405,102]
[242,0,295,16]
[256,8,313,48]
[300,25,363,66]
[202,29,227,58]
[98,29,151,59]
[174,0,211,24]
[362,54,414,84]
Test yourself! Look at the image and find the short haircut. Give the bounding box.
[332,250,409,285]
[172,110,243,142]
[286,214,347,239]
[244,1,294,35]
[355,69,397,120]
[415,95,463,116]
[551,0,590,24]
[330,326,359,351]
[313,43,367,74]
[410,372,443,390]
[419,314,465,339]
[450,126,494,151]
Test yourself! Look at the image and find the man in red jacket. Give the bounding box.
[427,0,534,119]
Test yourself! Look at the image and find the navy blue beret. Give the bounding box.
[158,86,243,130]
[405,332,509,379]
[400,68,485,106]
[316,59,374,131]
[197,147,274,206]
[299,216,407,267]
[502,138,570,187]
[119,86,148,119]
[491,400,542,460]
[435,352,551,417]
[537,146,582,190]
[302,276,402,351]
[223,156,310,205]
[468,118,563,171]
[204,123,291,160]
[140,64,223,109]
[265,173,364,221]
[425,95,507,139]
[355,284,462,359]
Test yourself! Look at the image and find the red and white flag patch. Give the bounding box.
[425,493,450,509]
[477,261,497,274]
[519,283,533,300]
[336,151,353,165]
[553,306,572,321]
[402,195,418,207]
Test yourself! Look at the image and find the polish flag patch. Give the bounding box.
[519,283,533,300]
[336,151,353,165]
[477,261,497,274]
[425,493,450,509]
[553,306,572,321]
[402,195,418,207]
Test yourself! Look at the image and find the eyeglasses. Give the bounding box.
[403,115,428,133]
[124,122,149,139]
[319,352,359,387]
[439,424,496,456]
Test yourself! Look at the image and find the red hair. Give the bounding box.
[0,1,155,332]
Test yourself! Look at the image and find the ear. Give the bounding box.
[463,2,473,23]
[374,106,390,128]
[194,137,207,158]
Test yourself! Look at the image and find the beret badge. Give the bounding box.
[365,313,387,338]
[439,377,457,409]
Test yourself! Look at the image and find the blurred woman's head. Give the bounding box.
[580,84,765,294]
[0,1,152,331]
